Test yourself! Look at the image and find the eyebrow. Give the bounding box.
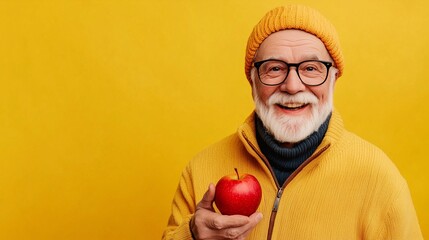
[255,54,322,63]
[301,55,321,61]
[255,56,323,64]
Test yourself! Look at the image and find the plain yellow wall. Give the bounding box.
[0,0,428,239]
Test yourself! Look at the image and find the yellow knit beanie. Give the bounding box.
[245,4,344,81]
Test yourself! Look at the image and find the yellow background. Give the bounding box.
[0,0,428,239]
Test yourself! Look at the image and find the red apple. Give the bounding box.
[214,168,262,216]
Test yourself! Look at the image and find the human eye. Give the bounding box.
[262,61,286,74]
[303,64,319,72]
[300,61,324,73]
[269,65,283,72]
[305,66,316,71]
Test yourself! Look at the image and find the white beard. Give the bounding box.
[253,77,335,143]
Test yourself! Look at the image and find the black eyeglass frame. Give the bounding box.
[253,59,333,86]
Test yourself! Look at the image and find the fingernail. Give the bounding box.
[256,213,263,222]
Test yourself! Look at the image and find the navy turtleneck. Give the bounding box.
[255,113,331,186]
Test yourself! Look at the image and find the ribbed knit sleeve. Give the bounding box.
[162,166,196,240]
[377,181,423,239]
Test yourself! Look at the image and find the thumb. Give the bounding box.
[197,183,216,211]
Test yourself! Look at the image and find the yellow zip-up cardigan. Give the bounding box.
[162,111,423,240]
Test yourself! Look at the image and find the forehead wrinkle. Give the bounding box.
[256,46,327,62]
[256,54,322,63]
[255,30,332,62]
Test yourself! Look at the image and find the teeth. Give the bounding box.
[283,103,305,108]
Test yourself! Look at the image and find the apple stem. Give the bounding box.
[234,168,239,179]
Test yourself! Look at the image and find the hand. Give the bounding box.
[190,184,263,240]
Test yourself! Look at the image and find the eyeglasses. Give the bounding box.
[253,59,333,86]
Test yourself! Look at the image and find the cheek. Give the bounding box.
[314,90,325,102]
[254,83,277,103]
[312,85,332,103]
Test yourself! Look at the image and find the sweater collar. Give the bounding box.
[254,113,331,159]
[237,109,345,158]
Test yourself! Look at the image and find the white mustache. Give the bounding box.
[267,92,319,106]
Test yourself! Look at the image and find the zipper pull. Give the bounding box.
[272,188,283,212]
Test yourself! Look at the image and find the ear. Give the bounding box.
[334,72,339,83]
[332,68,340,83]
[249,68,257,99]
[250,80,256,99]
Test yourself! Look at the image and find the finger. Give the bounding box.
[196,183,215,211]
[220,213,263,239]
[249,212,263,225]
[209,214,249,230]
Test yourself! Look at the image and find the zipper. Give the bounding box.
[265,144,331,240]
[272,188,283,212]
[266,188,284,240]
[241,130,331,240]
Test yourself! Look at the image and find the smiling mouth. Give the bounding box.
[276,103,309,110]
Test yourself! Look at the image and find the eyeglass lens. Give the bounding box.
[258,60,329,86]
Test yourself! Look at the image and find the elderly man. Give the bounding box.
[162,4,422,240]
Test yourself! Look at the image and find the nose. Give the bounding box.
[279,67,306,94]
